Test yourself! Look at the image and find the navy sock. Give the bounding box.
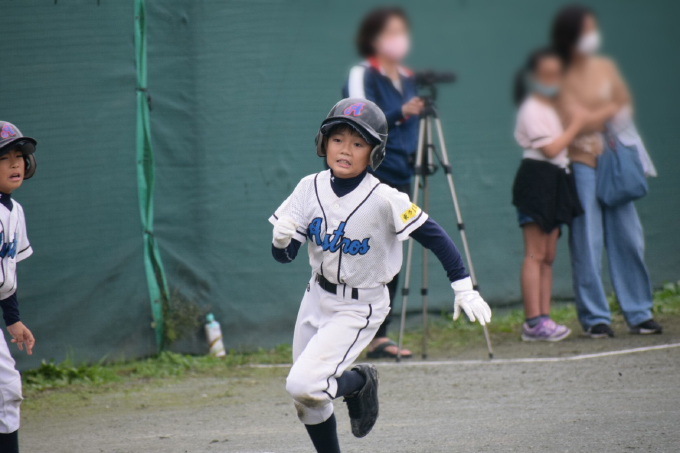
[526,316,542,328]
[335,369,365,398]
[540,314,550,319]
[0,430,19,453]
[305,413,341,453]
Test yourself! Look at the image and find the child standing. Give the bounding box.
[512,49,586,342]
[269,98,491,452]
[0,121,38,453]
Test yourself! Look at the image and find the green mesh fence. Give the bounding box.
[1,0,678,367]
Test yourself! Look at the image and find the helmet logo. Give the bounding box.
[343,103,365,117]
[0,124,16,139]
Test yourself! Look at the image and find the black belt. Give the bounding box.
[316,274,359,300]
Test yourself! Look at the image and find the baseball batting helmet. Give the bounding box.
[315,98,388,170]
[0,121,37,180]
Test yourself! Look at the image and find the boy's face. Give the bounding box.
[325,128,372,179]
[0,149,25,194]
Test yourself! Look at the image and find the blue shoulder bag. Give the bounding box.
[596,126,648,207]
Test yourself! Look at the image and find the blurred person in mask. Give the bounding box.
[551,4,661,338]
[512,48,587,342]
[342,6,423,358]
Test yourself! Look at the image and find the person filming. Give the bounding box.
[343,6,423,359]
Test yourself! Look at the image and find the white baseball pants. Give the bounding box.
[0,331,21,433]
[286,274,389,425]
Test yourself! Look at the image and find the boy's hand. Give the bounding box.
[273,216,299,249]
[7,321,35,355]
[451,277,492,326]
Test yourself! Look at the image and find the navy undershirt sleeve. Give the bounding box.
[0,293,20,326]
[411,218,469,283]
[272,239,302,264]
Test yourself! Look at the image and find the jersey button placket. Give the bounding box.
[329,203,342,232]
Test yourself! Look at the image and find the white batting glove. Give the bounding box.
[272,216,299,249]
[452,277,492,326]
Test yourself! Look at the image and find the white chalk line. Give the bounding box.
[248,342,680,369]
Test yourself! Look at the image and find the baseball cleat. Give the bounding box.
[343,364,379,438]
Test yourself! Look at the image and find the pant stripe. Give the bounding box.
[323,304,373,398]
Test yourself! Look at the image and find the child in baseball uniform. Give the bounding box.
[0,121,38,453]
[269,98,491,453]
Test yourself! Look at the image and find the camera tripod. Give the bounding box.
[396,96,494,361]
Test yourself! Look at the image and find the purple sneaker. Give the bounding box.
[521,318,571,342]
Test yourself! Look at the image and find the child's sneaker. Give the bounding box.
[343,364,379,438]
[521,318,571,342]
[585,323,614,338]
[629,319,662,335]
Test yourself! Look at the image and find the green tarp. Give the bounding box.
[1,1,155,367]
[1,0,678,367]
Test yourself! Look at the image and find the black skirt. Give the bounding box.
[512,159,583,233]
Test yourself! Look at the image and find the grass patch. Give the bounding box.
[609,280,680,316]
[23,345,292,395]
[22,282,680,396]
[401,280,680,357]
[401,302,577,344]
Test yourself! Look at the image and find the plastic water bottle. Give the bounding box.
[205,313,226,357]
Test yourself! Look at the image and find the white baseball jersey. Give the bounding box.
[0,199,31,301]
[269,170,428,289]
[0,197,31,434]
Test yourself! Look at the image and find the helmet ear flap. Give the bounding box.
[369,141,387,170]
[23,155,36,180]
[315,131,327,157]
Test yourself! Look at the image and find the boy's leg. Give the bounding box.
[0,330,22,452]
[292,278,323,363]
[335,369,366,398]
[286,286,389,424]
[290,279,341,453]
[603,202,654,327]
[0,430,18,453]
[305,414,340,453]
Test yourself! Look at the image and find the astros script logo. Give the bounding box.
[343,103,365,117]
[0,232,17,259]
[0,124,16,140]
[308,218,370,256]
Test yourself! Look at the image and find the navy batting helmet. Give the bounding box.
[315,98,388,170]
[0,121,37,180]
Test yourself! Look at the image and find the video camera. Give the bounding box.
[413,70,456,108]
[414,70,457,88]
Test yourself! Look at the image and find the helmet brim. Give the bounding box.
[319,117,382,146]
[0,138,36,156]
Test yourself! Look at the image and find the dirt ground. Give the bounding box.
[21,323,680,453]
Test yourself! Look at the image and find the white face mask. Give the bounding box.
[378,34,410,62]
[577,30,601,55]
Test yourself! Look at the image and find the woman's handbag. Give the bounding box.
[596,126,648,207]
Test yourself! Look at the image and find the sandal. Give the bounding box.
[366,340,412,359]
